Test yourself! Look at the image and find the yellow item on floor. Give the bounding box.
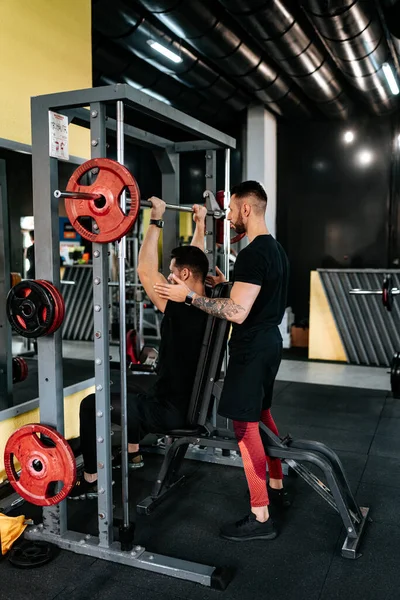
[0,513,28,555]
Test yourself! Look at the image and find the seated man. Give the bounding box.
[69,198,209,498]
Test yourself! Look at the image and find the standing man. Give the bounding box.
[154,181,289,541]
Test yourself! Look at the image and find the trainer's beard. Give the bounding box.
[231,217,246,235]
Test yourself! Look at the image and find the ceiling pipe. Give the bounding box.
[93,0,251,114]
[135,0,314,119]
[301,0,398,115]
[218,0,354,119]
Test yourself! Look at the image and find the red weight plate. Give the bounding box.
[14,357,28,383]
[44,282,63,334]
[12,357,22,383]
[37,281,65,335]
[4,423,76,506]
[215,190,246,245]
[20,358,28,382]
[65,158,141,243]
[36,281,59,335]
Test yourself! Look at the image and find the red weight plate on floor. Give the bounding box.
[4,423,76,506]
[65,158,140,243]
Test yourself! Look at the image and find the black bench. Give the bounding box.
[137,283,369,560]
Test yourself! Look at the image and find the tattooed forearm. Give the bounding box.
[193,296,246,321]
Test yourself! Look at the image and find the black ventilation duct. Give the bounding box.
[135,0,314,118]
[302,0,398,115]
[218,0,353,119]
[92,35,238,123]
[93,0,251,115]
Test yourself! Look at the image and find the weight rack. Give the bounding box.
[24,84,236,588]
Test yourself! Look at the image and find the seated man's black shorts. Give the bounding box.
[109,371,187,441]
[218,328,283,423]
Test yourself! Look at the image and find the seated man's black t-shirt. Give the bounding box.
[152,300,208,413]
[230,235,289,348]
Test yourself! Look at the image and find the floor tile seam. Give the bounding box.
[316,528,343,600]
[367,398,393,457]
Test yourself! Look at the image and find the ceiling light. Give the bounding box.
[343,130,354,143]
[358,150,373,166]
[382,62,400,95]
[147,40,182,63]
[397,133,400,148]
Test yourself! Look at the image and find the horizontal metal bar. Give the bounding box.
[24,528,219,587]
[54,191,224,218]
[319,268,400,274]
[140,199,223,218]
[33,84,236,149]
[0,378,95,422]
[54,190,103,200]
[350,288,400,295]
[59,279,142,288]
[63,108,173,151]
[173,141,223,153]
[0,137,86,165]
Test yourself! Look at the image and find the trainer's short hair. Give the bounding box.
[230,181,268,205]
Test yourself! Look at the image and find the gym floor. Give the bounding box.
[2,369,400,600]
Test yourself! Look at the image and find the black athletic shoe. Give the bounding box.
[112,450,144,470]
[220,514,277,542]
[268,485,292,509]
[68,475,98,500]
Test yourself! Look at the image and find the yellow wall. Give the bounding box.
[0,0,91,158]
[0,385,95,483]
[309,271,347,362]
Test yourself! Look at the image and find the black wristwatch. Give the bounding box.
[185,291,195,306]
[149,219,164,228]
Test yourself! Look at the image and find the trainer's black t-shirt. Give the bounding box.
[230,235,289,347]
[152,301,208,411]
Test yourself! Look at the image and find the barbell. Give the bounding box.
[56,158,225,244]
[349,274,399,312]
[55,190,224,220]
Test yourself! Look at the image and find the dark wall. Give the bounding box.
[0,150,80,273]
[277,117,397,323]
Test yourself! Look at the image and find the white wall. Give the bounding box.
[245,105,277,238]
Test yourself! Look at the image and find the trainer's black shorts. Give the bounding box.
[218,328,282,422]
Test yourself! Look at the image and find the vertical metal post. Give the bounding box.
[31,98,65,534]
[223,149,231,430]
[116,101,130,529]
[223,149,231,280]
[205,151,217,273]
[91,103,113,547]
[0,160,12,410]
[154,151,180,274]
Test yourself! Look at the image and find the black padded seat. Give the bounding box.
[164,427,204,436]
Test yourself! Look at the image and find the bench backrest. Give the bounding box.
[186,282,232,427]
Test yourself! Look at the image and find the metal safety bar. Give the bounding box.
[53,190,224,219]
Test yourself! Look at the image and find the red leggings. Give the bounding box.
[233,410,283,508]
